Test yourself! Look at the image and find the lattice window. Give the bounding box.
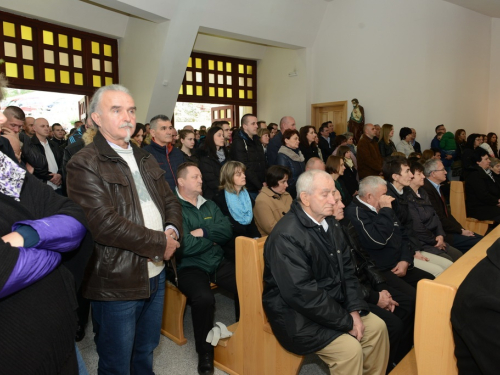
[0,10,118,96]
[178,52,257,106]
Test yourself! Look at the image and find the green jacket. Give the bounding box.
[440,132,457,150]
[176,191,232,273]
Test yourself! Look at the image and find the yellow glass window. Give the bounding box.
[196,86,203,96]
[247,65,253,75]
[21,26,32,41]
[186,71,193,81]
[238,64,244,74]
[104,61,112,73]
[5,62,18,78]
[239,89,245,99]
[93,75,101,87]
[195,58,202,69]
[220,109,225,118]
[226,62,232,72]
[187,57,192,68]
[227,109,232,117]
[45,68,55,82]
[103,44,112,57]
[59,52,69,66]
[23,65,34,80]
[179,86,183,95]
[218,88,224,97]
[74,72,83,85]
[247,78,253,87]
[60,70,70,84]
[247,90,253,99]
[4,42,16,58]
[227,89,232,98]
[73,55,83,69]
[196,72,202,82]
[208,60,214,70]
[239,77,244,86]
[186,85,193,95]
[22,45,33,60]
[92,42,100,55]
[43,31,54,45]
[209,87,215,97]
[105,77,113,86]
[209,74,215,84]
[92,58,100,71]
[217,61,223,71]
[73,37,82,51]
[58,34,68,48]
[3,22,15,38]
[44,49,55,64]
[218,75,224,85]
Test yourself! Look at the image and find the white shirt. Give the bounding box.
[40,139,58,190]
[302,208,329,232]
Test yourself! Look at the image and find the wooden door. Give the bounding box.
[311,101,347,135]
[78,96,89,121]
[211,105,234,127]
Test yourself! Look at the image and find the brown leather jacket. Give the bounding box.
[66,131,183,300]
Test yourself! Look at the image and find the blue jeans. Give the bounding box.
[91,269,166,375]
[75,343,89,375]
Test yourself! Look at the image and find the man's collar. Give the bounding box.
[107,140,132,150]
[426,177,441,193]
[301,206,329,232]
[390,183,404,195]
[176,187,206,209]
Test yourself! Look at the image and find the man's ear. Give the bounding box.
[392,173,399,184]
[91,112,101,127]
[299,192,310,207]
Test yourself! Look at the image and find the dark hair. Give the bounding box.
[435,124,445,133]
[455,129,466,145]
[257,121,266,126]
[179,129,194,140]
[200,126,227,159]
[51,123,62,130]
[69,128,76,136]
[219,120,229,126]
[241,113,256,125]
[266,165,290,188]
[410,160,424,175]
[211,121,221,128]
[267,123,278,130]
[465,133,481,149]
[299,125,316,148]
[382,156,408,182]
[472,147,489,163]
[318,123,329,133]
[132,122,145,139]
[332,135,347,149]
[4,106,25,121]
[281,129,300,146]
[487,132,498,155]
[399,127,412,140]
[431,147,441,156]
[177,161,199,179]
[352,98,359,104]
[325,155,343,175]
[337,145,351,159]
[408,152,421,159]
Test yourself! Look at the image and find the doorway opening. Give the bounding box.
[174,102,254,129]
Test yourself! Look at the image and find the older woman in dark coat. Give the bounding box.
[276,129,305,199]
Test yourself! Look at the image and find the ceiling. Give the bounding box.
[443,0,500,18]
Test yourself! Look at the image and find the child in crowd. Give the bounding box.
[439,131,457,160]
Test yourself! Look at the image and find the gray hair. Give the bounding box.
[149,115,170,130]
[296,170,332,200]
[423,159,441,177]
[358,176,386,198]
[89,84,131,127]
[343,131,354,138]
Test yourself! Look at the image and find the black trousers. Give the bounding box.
[382,266,434,300]
[177,259,237,354]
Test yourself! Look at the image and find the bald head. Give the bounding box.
[33,118,50,140]
[183,125,194,131]
[363,123,376,139]
[305,157,325,171]
[279,116,296,131]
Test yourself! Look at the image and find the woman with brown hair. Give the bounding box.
[299,125,322,162]
[487,132,499,158]
[337,145,359,197]
[378,124,397,158]
[326,155,352,207]
[277,129,305,199]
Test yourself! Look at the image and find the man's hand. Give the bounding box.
[348,311,365,341]
[434,235,445,250]
[377,290,399,312]
[1,127,15,136]
[1,232,24,247]
[164,229,180,260]
[414,251,429,261]
[461,229,475,237]
[391,261,409,277]
[190,228,204,237]
[446,154,453,160]
[379,194,395,209]
[49,173,62,186]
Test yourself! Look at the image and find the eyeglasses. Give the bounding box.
[432,168,446,173]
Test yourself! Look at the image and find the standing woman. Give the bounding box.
[178,129,197,162]
[196,126,229,200]
[461,133,482,180]
[487,132,499,158]
[337,145,359,197]
[131,122,146,148]
[257,127,270,160]
[325,155,352,207]
[276,129,305,199]
[379,124,397,159]
[396,127,415,157]
[299,125,322,163]
[213,161,260,262]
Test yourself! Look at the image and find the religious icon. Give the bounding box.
[348,98,364,144]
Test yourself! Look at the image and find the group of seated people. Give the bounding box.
[1,78,498,375]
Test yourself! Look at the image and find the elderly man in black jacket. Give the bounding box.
[263,170,389,375]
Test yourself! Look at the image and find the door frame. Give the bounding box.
[311,100,348,132]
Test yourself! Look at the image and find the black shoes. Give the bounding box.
[75,325,86,342]
[197,351,214,375]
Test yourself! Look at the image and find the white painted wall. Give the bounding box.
[312,0,492,148]
[488,17,500,132]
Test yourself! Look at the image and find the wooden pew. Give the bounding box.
[214,236,304,375]
[449,180,493,235]
[390,224,500,374]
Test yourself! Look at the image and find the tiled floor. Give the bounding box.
[78,290,329,374]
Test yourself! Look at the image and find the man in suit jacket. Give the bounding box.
[421,159,482,253]
[317,122,334,162]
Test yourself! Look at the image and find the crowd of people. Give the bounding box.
[0,79,498,375]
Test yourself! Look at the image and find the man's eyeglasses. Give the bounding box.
[432,168,446,173]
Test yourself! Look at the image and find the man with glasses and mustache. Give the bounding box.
[66,84,183,375]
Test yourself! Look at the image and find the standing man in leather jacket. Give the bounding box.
[67,84,183,375]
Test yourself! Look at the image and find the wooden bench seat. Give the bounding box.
[214,236,304,375]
